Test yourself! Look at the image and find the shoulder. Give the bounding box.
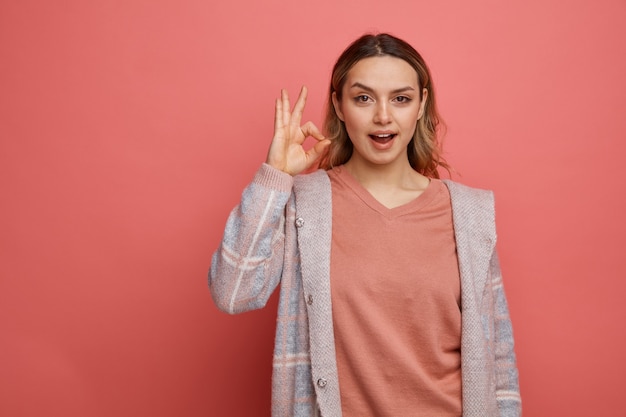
[442,179,495,215]
[293,169,332,197]
[294,168,330,187]
[292,169,332,211]
[442,179,496,239]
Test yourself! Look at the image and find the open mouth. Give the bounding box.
[369,133,396,143]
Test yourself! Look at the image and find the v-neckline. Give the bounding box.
[331,166,439,220]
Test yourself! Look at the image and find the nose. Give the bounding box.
[373,102,391,125]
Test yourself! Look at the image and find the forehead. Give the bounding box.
[345,56,419,89]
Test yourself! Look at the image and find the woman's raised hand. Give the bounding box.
[265,87,331,176]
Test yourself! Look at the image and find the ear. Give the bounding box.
[417,88,428,120]
[332,91,345,121]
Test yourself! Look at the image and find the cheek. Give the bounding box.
[343,121,358,140]
[339,110,356,133]
[402,109,421,131]
[407,119,419,137]
[341,107,367,129]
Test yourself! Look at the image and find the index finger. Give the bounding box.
[274,96,283,133]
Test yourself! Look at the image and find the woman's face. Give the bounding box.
[333,56,427,169]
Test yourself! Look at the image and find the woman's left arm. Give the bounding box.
[490,250,522,417]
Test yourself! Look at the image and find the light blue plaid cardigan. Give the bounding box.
[210,164,521,417]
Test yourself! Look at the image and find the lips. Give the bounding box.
[369,133,396,143]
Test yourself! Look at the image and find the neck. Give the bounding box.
[342,155,431,209]
[344,156,422,190]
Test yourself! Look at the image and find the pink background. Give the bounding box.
[1,0,625,416]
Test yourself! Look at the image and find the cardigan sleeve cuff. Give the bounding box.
[253,163,295,192]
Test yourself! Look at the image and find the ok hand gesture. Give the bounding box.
[265,87,331,176]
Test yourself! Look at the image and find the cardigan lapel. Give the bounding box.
[293,169,342,417]
[443,180,496,310]
[443,179,498,416]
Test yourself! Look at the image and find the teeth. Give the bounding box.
[375,134,392,138]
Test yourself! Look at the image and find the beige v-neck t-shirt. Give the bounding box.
[328,166,462,417]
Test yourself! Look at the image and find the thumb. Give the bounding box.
[304,139,331,167]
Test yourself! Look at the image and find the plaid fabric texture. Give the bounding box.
[209,164,521,417]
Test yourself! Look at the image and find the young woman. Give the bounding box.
[209,33,521,417]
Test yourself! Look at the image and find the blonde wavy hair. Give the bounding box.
[318,33,449,178]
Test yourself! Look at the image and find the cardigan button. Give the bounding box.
[317,378,327,388]
[307,295,313,305]
[295,217,305,228]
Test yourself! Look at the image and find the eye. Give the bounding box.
[393,96,412,103]
[354,95,371,103]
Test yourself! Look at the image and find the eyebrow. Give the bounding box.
[349,82,416,94]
